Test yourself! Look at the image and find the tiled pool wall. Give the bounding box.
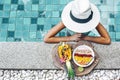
[0,0,120,42]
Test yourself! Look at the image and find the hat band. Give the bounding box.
[70,11,93,23]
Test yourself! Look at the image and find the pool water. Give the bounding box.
[0,0,120,42]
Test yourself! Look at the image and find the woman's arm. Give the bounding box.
[82,23,111,44]
[44,21,70,43]
[44,21,82,43]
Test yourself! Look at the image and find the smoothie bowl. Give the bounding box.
[73,45,95,67]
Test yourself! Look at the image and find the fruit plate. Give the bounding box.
[51,41,100,76]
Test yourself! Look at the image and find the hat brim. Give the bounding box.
[61,1,100,33]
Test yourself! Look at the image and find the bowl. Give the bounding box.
[73,45,95,67]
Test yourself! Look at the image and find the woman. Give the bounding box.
[44,0,111,44]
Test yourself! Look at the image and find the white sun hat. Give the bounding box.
[61,0,100,33]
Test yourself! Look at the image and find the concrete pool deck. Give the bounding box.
[0,42,120,69]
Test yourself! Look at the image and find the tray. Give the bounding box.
[51,41,100,76]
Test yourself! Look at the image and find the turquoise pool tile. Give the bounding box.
[24,11,32,17]
[60,0,70,4]
[23,30,29,38]
[18,0,24,4]
[0,4,3,10]
[17,5,24,10]
[2,18,9,24]
[51,18,61,24]
[116,32,120,40]
[24,18,31,24]
[59,32,65,36]
[109,25,115,32]
[88,32,96,36]
[58,4,65,11]
[36,31,42,39]
[37,18,45,24]
[0,30,7,37]
[30,32,36,38]
[11,4,18,11]
[9,18,15,24]
[0,18,2,24]
[44,24,51,30]
[24,4,32,11]
[38,11,45,17]
[22,24,29,31]
[109,13,115,18]
[109,32,115,39]
[100,0,107,5]
[32,5,39,11]
[16,18,23,24]
[39,30,48,39]
[52,11,60,17]
[10,11,16,17]
[111,38,116,42]
[36,39,42,42]
[114,0,120,6]
[90,0,101,5]
[46,0,53,5]
[0,11,3,17]
[8,24,15,31]
[39,0,45,4]
[3,11,10,17]
[100,12,112,25]
[16,11,24,17]
[32,0,39,4]
[45,18,52,24]
[106,0,114,6]
[30,24,37,32]
[46,5,53,11]
[16,24,23,31]
[15,38,21,42]
[108,18,115,25]
[29,38,37,42]
[38,5,46,11]
[114,6,120,11]
[11,0,18,4]
[0,0,4,4]
[0,24,8,30]
[115,12,120,25]
[100,12,109,19]
[7,31,14,37]
[52,5,61,11]
[31,11,38,17]
[52,0,59,4]
[45,11,52,17]
[7,37,15,41]
[37,25,44,31]
[31,18,37,24]
[0,38,6,41]
[115,25,120,32]
[3,4,11,11]
[15,31,23,38]
[104,25,109,32]
[98,5,114,11]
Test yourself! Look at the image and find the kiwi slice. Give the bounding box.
[78,66,84,72]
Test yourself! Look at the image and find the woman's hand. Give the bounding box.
[69,33,82,42]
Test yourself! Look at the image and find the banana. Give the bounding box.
[58,42,72,62]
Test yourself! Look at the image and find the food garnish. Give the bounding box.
[58,42,74,79]
[78,66,84,72]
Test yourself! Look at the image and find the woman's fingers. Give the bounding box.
[69,33,82,42]
[75,33,82,38]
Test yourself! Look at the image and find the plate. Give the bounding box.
[73,45,95,67]
[51,41,100,76]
